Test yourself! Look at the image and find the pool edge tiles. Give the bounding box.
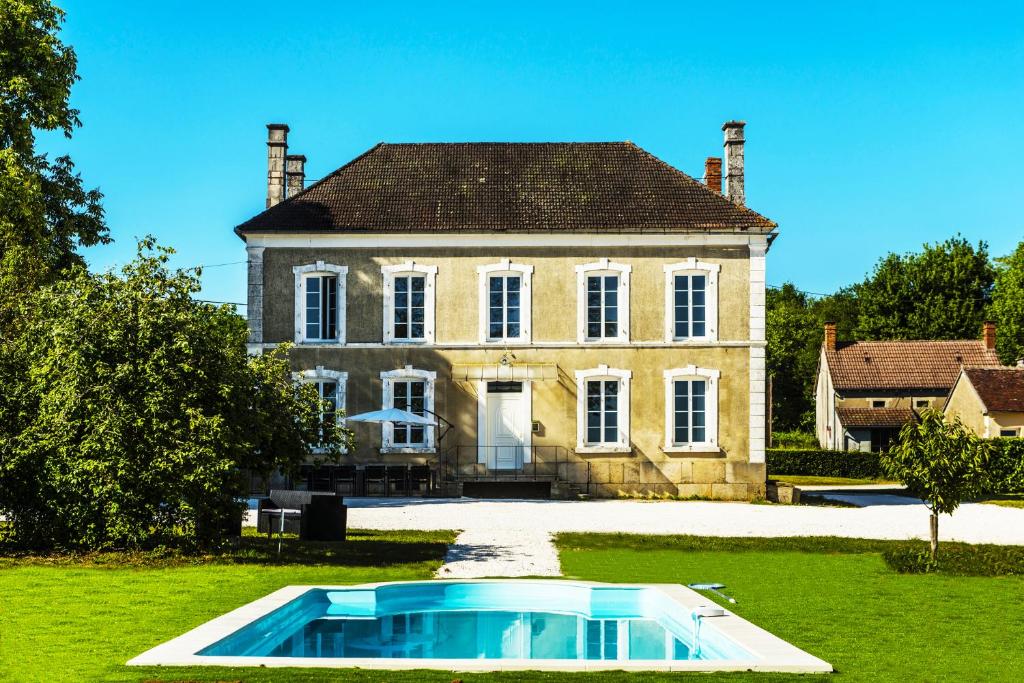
[127,580,833,673]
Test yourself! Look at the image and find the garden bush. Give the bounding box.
[988,438,1024,494]
[767,448,884,479]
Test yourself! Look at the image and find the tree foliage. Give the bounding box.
[881,410,990,561]
[990,241,1024,365]
[0,240,353,550]
[766,283,858,431]
[853,236,994,341]
[0,0,108,328]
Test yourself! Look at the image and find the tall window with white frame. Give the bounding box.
[392,379,426,446]
[314,379,338,445]
[488,274,521,340]
[587,274,619,339]
[586,379,619,445]
[393,274,426,341]
[305,274,337,341]
[672,378,706,445]
[673,273,706,339]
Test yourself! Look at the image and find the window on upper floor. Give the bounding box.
[293,366,347,449]
[293,262,348,344]
[663,259,720,342]
[381,366,436,452]
[872,400,886,408]
[663,366,720,452]
[477,260,533,343]
[576,259,630,343]
[915,399,930,409]
[1000,428,1019,438]
[575,365,631,453]
[382,262,437,344]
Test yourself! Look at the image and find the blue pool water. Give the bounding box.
[199,582,752,662]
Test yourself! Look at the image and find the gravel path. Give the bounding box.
[344,497,1024,545]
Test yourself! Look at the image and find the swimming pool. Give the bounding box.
[129,580,832,672]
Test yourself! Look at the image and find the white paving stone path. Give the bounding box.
[247,496,1024,578]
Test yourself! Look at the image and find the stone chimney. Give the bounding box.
[824,322,837,352]
[286,154,306,198]
[983,321,996,350]
[722,120,746,205]
[266,123,289,208]
[703,157,722,194]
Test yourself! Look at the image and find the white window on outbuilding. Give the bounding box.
[293,366,348,450]
[663,259,719,342]
[663,365,720,452]
[576,259,631,343]
[380,366,436,453]
[575,365,631,453]
[382,262,438,344]
[293,262,348,344]
[477,259,533,344]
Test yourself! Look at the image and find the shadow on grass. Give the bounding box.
[0,528,456,569]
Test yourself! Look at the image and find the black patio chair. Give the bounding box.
[387,465,410,496]
[408,465,432,496]
[364,465,388,496]
[334,465,357,495]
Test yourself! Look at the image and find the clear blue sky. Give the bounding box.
[39,1,1024,307]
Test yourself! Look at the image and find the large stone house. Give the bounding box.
[944,367,1024,438]
[238,121,776,499]
[814,322,1002,451]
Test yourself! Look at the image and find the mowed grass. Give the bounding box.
[770,475,897,487]
[4,530,1024,682]
[557,534,1024,682]
[0,529,456,682]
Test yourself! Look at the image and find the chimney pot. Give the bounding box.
[286,154,307,198]
[983,321,996,350]
[266,123,289,208]
[722,120,746,205]
[824,322,837,352]
[703,157,722,194]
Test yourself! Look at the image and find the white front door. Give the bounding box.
[484,382,530,469]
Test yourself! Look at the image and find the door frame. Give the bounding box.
[477,380,532,466]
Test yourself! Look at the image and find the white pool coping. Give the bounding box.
[127,579,832,673]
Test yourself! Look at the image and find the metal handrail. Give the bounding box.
[439,445,590,493]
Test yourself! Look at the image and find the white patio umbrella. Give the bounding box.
[344,408,435,425]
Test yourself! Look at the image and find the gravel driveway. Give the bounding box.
[339,496,1024,578]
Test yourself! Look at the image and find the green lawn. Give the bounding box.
[980,493,1024,509]
[3,531,1024,682]
[557,534,1024,682]
[771,475,898,487]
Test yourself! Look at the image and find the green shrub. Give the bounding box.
[771,429,819,449]
[767,448,884,479]
[884,541,1024,576]
[988,438,1024,494]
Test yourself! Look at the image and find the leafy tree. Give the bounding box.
[854,237,994,341]
[767,283,859,433]
[0,240,352,550]
[881,410,990,562]
[990,241,1024,365]
[0,0,108,329]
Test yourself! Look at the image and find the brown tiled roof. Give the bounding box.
[825,340,1002,392]
[837,407,917,428]
[963,367,1024,412]
[236,142,777,234]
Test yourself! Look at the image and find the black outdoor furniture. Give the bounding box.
[334,465,357,495]
[409,465,433,495]
[387,465,411,496]
[257,489,347,540]
[300,494,347,541]
[364,465,388,496]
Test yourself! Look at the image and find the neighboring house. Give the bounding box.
[815,322,1002,452]
[238,121,777,499]
[944,367,1024,438]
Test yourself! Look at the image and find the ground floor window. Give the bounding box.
[662,366,719,452]
[380,366,437,452]
[574,366,631,453]
[291,367,347,450]
[870,428,899,452]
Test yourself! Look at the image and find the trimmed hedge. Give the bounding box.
[767,448,884,479]
[989,438,1024,494]
[767,440,1024,492]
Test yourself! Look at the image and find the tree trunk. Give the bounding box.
[929,510,939,562]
